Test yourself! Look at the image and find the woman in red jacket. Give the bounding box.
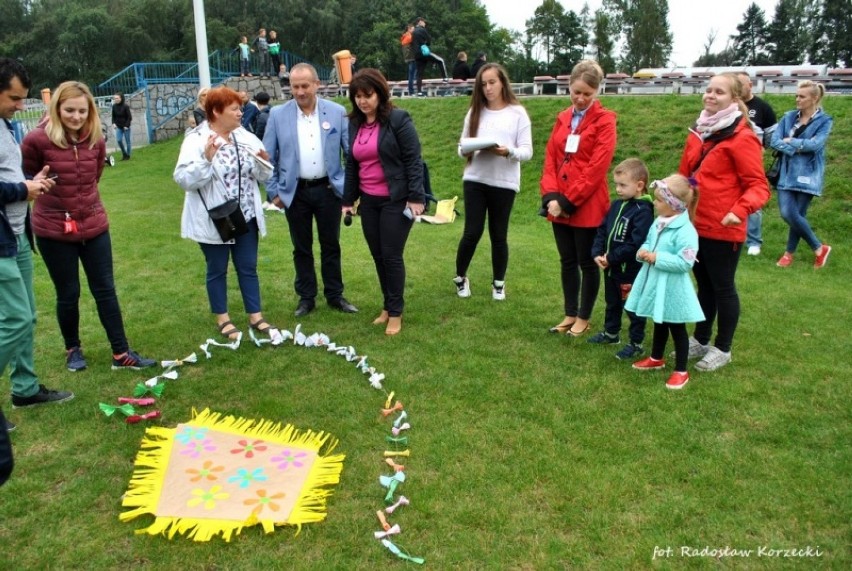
[22,81,155,372]
[540,60,616,337]
[677,72,769,372]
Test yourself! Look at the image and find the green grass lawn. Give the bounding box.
[1,94,849,570]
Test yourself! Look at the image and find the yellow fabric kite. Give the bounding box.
[120,408,344,541]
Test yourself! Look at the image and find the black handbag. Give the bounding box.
[206,198,248,242]
[766,152,781,187]
[198,135,249,242]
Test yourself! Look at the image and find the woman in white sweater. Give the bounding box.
[454,63,532,301]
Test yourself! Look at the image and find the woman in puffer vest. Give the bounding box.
[21,81,155,372]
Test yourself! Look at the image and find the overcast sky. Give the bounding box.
[482,0,781,67]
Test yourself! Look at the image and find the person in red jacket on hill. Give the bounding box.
[21,81,156,372]
[677,72,769,373]
[540,59,616,338]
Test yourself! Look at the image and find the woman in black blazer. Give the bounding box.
[342,69,425,335]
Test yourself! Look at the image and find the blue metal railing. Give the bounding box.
[94,51,334,144]
[96,50,333,97]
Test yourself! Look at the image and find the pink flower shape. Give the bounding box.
[270,449,307,470]
[230,439,268,459]
[180,438,216,459]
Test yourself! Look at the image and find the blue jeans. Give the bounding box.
[199,219,261,315]
[777,189,821,253]
[746,209,762,247]
[115,127,131,158]
[0,235,40,399]
[407,61,416,95]
[37,232,130,354]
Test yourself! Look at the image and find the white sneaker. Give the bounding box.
[492,280,506,301]
[673,336,709,360]
[695,346,732,371]
[453,276,471,298]
[747,246,761,256]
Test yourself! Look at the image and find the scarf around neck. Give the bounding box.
[695,103,741,138]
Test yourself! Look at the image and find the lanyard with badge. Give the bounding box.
[565,111,583,154]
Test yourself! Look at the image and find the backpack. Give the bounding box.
[253,108,270,141]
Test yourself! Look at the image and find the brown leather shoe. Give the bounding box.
[372,310,389,325]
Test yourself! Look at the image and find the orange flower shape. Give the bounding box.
[244,488,286,516]
[230,439,268,459]
[185,459,225,482]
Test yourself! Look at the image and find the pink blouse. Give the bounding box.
[352,123,389,197]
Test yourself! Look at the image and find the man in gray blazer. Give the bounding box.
[264,63,358,317]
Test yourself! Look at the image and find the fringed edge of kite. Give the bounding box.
[120,408,345,541]
[119,425,175,520]
[188,408,342,454]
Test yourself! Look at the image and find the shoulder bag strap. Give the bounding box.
[196,136,242,207]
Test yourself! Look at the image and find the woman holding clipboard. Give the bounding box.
[453,63,532,301]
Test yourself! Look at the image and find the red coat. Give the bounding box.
[21,126,108,242]
[540,99,616,228]
[678,117,769,243]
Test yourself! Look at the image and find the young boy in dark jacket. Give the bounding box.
[590,158,654,359]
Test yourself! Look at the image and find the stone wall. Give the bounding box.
[153,77,285,142]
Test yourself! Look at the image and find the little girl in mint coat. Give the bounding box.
[625,174,704,390]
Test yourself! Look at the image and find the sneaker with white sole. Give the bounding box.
[616,342,644,360]
[673,336,709,360]
[695,346,732,371]
[813,244,831,269]
[747,245,761,256]
[112,349,157,370]
[492,280,505,301]
[12,384,75,408]
[588,331,620,344]
[665,371,690,390]
[65,346,87,372]
[453,276,471,298]
[632,356,666,370]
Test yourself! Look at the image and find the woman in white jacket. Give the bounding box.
[174,86,279,343]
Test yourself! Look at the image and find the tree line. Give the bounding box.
[697,0,850,68]
[0,0,848,93]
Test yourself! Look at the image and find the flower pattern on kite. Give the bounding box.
[176,426,208,444]
[228,467,269,489]
[244,489,286,516]
[271,449,307,470]
[185,460,225,482]
[187,485,230,510]
[230,439,268,459]
[180,438,216,459]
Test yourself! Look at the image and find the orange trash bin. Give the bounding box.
[333,50,353,84]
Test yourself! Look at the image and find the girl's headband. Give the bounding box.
[651,180,687,213]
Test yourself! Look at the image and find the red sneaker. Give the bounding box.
[814,244,831,269]
[665,371,689,390]
[776,252,793,268]
[632,356,666,370]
